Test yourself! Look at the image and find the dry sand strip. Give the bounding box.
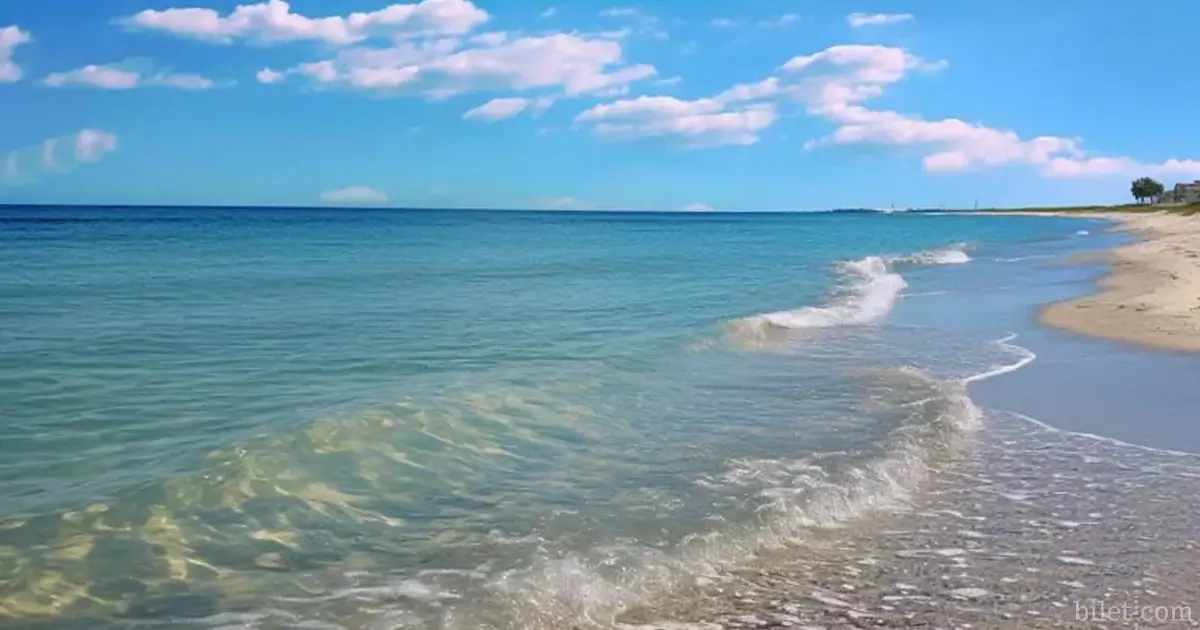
[974,211,1200,353]
[1039,212,1200,353]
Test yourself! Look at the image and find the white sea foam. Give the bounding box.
[729,256,906,340]
[888,243,972,266]
[1005,410,1200,458]
[995,254,1056,263]
[428,367,990,630]
[962,333,1037,384]
[727,243,970,345]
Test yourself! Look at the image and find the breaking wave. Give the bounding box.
[888,242,972,265]
[725,243,971,346]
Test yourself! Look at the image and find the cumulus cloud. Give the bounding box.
[573,40,1198,177]
[43,60,223,90]
[120,0,488,45]
[320,186,389,205]
[847,13,913,28]
[575,94,778,148]
[680,203,713,211]
[781,44,1200,178]
[1,130,118,186]
[463,96,554,121]
[260,31,655,100]
[573,74,785,147]
[136,0,657,112]
[0,25,33,83]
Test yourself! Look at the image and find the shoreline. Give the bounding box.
[983,210,1200,352]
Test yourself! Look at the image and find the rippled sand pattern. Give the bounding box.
[619,413,1200,629]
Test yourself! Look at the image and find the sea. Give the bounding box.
[2,206,1199,630]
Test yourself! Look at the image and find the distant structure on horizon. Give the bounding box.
[1164,180,1200,204]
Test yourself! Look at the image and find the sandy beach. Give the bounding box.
[975,211,1200,352]
[1022,211,1200,353]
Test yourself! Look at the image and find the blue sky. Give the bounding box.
[2,0,1198,210]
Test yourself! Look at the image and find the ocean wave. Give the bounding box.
[725,243,970,347]
[425,366,986,630]
[727,256,905,345]
[887,242,972,266]
[430,334,1044,630]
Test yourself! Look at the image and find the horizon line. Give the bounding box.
[0,203,963,214]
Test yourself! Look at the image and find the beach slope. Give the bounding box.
[1035,211,1200,352]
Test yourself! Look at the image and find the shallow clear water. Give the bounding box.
[0,207,1134,628]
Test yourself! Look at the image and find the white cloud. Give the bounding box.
[1,129,118,186]
[713,76,781,103]
[680,203,712,211]
[427,34,654,96]
[469,31,507,46]
[598,7,652,21]
[575,94,778,148]
[541,7,556,18]
[75,129,119,161]
[43,61,222,90]
[758,13,800,27]
[0,25,33,83]
[256,68,286,84]
[596,6,665,38]
[712,13,799,28]
[572,40,1198,176]
[320,186,389,205]
[463,96,554,121]
[847,13,913,28]
[262,32,655,101]
[780,44,1200,178]
[120,0,489,45]
[1041,156,1200,179]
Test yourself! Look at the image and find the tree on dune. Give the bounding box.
[1131,177,1165,204]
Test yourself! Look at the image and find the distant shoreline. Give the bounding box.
[974,208,1200,353]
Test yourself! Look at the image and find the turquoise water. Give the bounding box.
[0,208,1110,628]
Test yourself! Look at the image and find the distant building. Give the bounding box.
[1166,180,1200,204]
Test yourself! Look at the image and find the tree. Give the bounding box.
[1131,177,1165,204]
[1147,178,1166,203]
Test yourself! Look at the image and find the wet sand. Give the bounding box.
[1007,211,1200,353]
[616,413,1200,630]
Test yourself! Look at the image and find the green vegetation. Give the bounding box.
[974,203,1200,217]
[967,175,1199,216]
[1131,177,1166,204]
